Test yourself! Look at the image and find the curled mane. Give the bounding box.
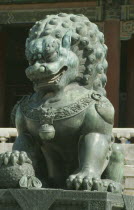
[26,13,108,96]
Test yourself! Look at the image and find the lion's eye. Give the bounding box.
[29,59,35,65]
[29,55,37,65]
[33,55,38,63]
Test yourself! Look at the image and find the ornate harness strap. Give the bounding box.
[20,93,99,123]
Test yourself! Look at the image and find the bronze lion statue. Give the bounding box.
[0,13,124,192]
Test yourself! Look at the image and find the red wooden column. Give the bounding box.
[0,31,7,127]
[104,20,120,127]
[126,37,134,127]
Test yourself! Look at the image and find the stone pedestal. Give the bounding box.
[0,189,132,210]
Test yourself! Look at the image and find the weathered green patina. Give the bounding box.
[0,13,124,193]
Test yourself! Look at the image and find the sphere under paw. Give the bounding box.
[0,163,35,188]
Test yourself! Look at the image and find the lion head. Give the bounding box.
[25,13,108,95]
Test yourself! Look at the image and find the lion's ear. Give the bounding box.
[62,30,72,49]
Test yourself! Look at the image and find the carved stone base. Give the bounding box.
[0,189,132,210]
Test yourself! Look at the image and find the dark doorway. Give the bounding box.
[119,35,134,128]
[4,25,33,126]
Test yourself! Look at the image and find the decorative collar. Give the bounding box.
[20,92,100,124]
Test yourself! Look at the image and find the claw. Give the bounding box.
[13,150,20,158]
[3,152,11,165]
[92,178,102,191]
[103,181,108,192]
[82,178,92,190]
[11,155,18,165]
[82,178,88,190]
[87,179,93,190]
[19,154,25,165]
[5,152,11,158]
[66,179,73,189]
[4,157,9,165]
[0,151,31,167]
[107,183,115,192]
[20,151,27,157]
[73,178,82,190]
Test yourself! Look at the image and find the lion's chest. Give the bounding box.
[20,93,94,141]
[25,111,85,141]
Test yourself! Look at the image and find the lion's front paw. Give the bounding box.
[66,176,101,191]
[66,170,123,193]
[0,151,34,188]
[0,150,32,167]
[66,169,100,191]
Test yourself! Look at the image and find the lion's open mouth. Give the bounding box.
[37,66,68,87]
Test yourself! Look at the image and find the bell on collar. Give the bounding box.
[39,124,55,142]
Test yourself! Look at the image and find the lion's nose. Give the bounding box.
[39,66,45,72]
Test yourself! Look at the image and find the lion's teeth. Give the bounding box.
[51,74,59,81]
[49,72,62,82]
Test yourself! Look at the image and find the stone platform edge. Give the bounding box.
[0,188,133,210]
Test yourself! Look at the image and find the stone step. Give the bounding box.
[124,165,134,176]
